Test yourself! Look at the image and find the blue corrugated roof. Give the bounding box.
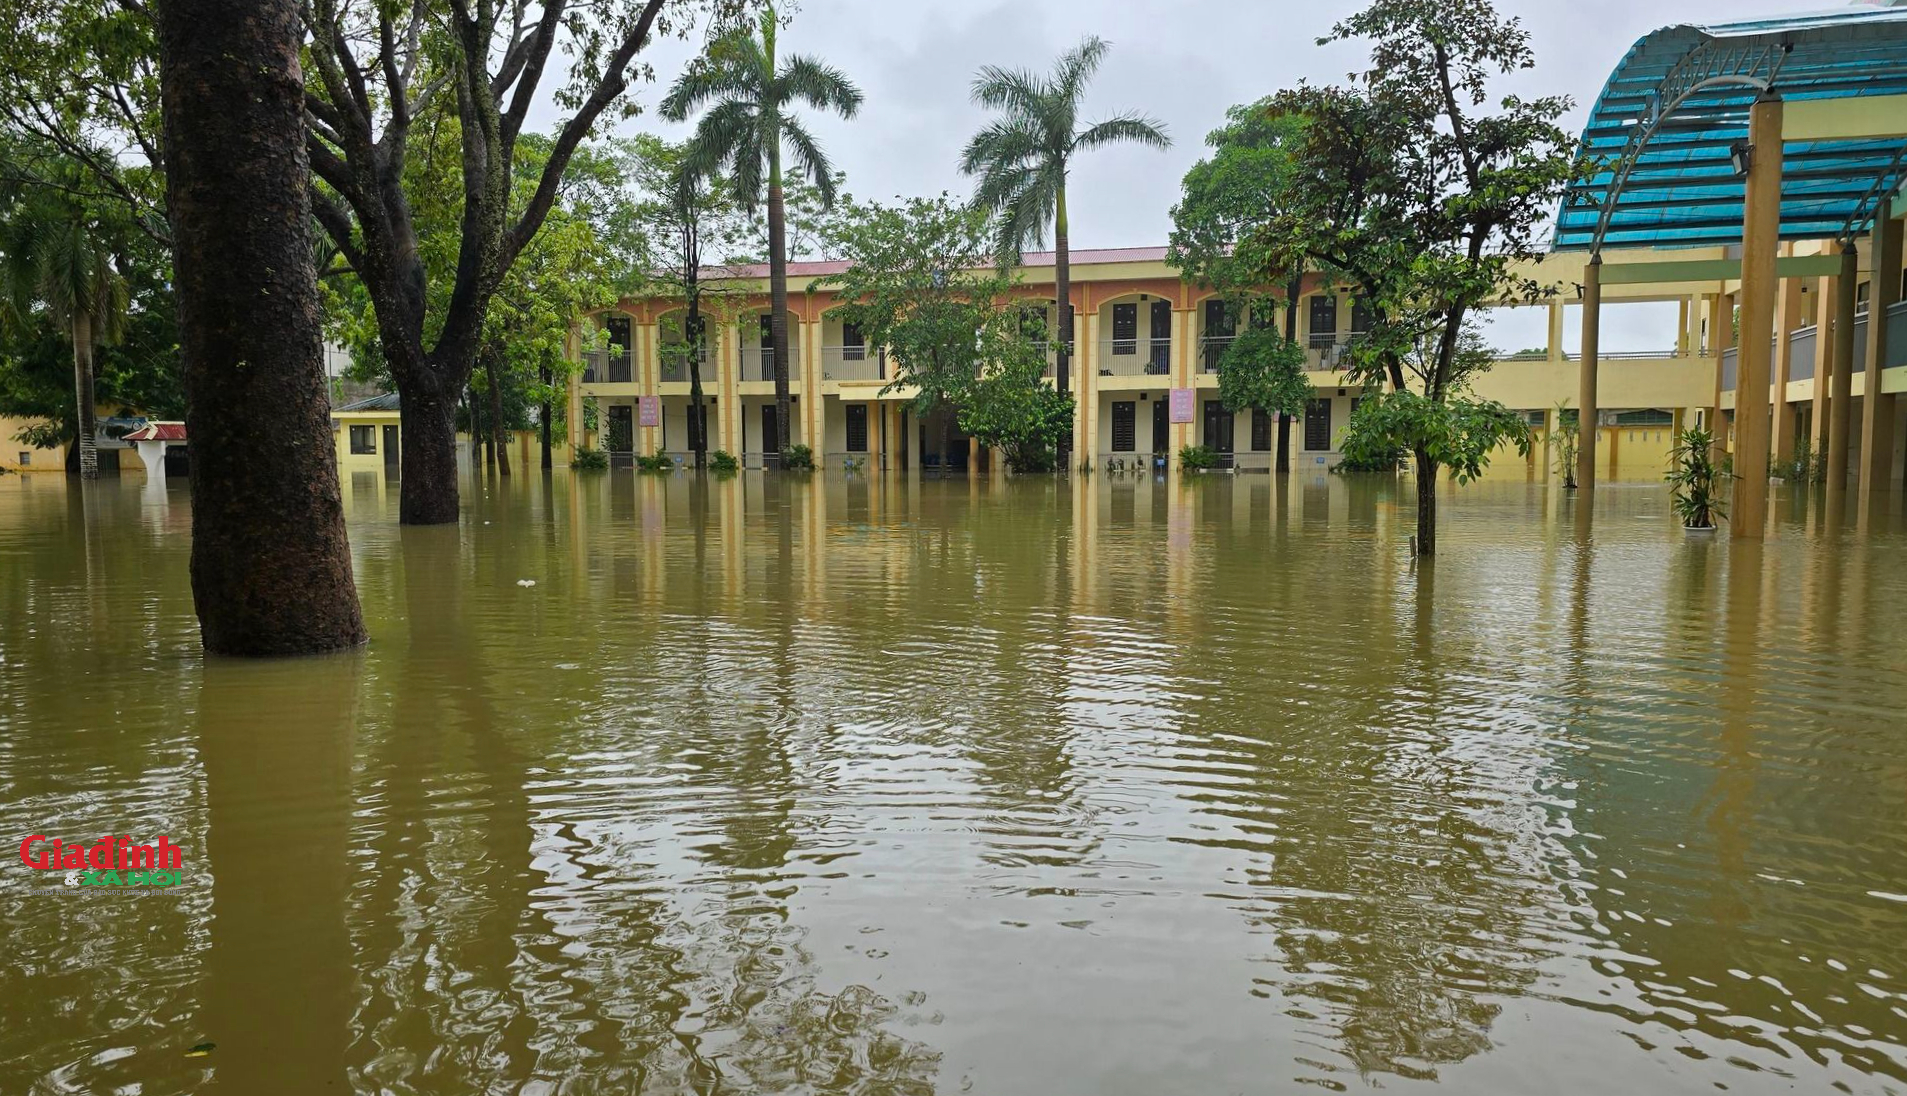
[1554,2,1907,252]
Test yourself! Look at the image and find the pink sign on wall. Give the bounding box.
[638,396,661,428]
[1169,387,1195,424]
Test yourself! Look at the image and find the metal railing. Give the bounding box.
[738,344,802,382]
[1095,338,1173,376]
[582,348,633,383]
[1199,335,1234,372]
[656,344,711,384]
[822,344,882,381]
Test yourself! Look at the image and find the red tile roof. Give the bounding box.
[708,246,1170,281]
[123,422,187,442]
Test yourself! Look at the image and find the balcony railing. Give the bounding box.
[1199,335,1233,372]
[738,344,802,382]
[822,344,882,381]
[657,343,712,384]
[582,348,632,384]
[1095,338,1173,376]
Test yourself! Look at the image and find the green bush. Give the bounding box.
[570,447,609,471]
[1179,444,1219,471]
[635,447,675,473]
[781,444,816,471]
[1667,426,1728,529]
[708,450,740,475]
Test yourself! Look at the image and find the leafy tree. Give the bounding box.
[961,35,1169,456]
[629,135,750,468]
[1169,102,1309,467]
[1249,0,1572,554]
[818,194,1061,474]
[1,154,132,478]
[1214,318,1312,435]
[662,4,863,457]
[962,353,1073,472]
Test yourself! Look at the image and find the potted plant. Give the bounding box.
[1550,400,1579,489]
[1666,426,1727,532]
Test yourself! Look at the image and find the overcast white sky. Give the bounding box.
[587,0,1822,350]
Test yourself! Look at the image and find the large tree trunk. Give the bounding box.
[539,366,552,471]
[400,387,461,525]
[1278,269,1301,474]
[1054,184,1071,471]
[767,179,792,457]
[687,296,707,469]
[71,314,100,479]
[156,0,365,655]
[1414,444,1437,556]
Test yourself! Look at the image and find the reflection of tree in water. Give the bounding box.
[1176,561,1549,1085]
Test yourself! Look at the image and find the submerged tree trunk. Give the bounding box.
[1415,444,1437,556]
[401,388,461,524]
[939,402,954,479]
[1054,183,1072,471]
[539,366,552,471]
[72,316,100,479]
[485,351,510,477]
[687,296,707,469]
[767,175,792,457]
[1278,269,1300,474]
[156,0,365,655]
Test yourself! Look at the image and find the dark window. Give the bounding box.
[1111,401,1136,451]
[1308,296,1338,349]
[1203,400,1234,453]
[846,404,869,451]
[1150,300,1172,373]
[608,316,633,382]
[607,404,634,456]
[1112,303,1138,354]
[1304,399,1332,451]
[1153,397,1169,452]
[1202,299,1235,371]
[1350,297,1374,334]
[1251,408,1272,452]
[843,321,865,361]
[349,424,376,454]
[759,313,775,349]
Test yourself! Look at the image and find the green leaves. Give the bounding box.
[1339,388,1530,483]
[1214,317,1312,420]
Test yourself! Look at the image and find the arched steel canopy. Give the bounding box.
[1554,2,1907,253]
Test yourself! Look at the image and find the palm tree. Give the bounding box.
[961,37,1170,463]
[1,192,127,480]
[662,6,862,459]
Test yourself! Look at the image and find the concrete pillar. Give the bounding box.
[1712,291,1735,463]
[1547,301,1565,364]
[1771,273,1804,465]
[1859,215,1903,501]
[1732,93,1783,540]
[565,328,583,453]
[1172,307,1193,462]
[1828,241,1858,489]
[867,401,884,471]
[717,318,738,456]
[1812,269,1834,459]
[1576,254,1601,495]
[1075,304,1098,469]
[799,315,823,465]
[637,321,660,455]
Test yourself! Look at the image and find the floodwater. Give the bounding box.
[3,465,1907,1096]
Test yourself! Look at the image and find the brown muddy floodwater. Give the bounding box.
[3,466,1907,1095]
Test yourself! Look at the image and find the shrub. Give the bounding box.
[781,444,816,471]
[1179,444,1219,471]
[570,447,608,471]
[1667,426,1728,529]
[708,450,740,475]
[635,447,675,473]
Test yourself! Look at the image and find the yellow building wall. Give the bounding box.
[0,417,66,472]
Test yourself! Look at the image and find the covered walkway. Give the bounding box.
[1557,1,1907,535]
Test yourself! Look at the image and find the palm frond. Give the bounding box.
[660,32,766,122]
[686,99,766,208]
[777,115,839,207]
[1054,36,1110,115]
[970,64,1047,118]
[778,54,863,118]
[959,116,1047,177]
[1072,112,1172,154]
